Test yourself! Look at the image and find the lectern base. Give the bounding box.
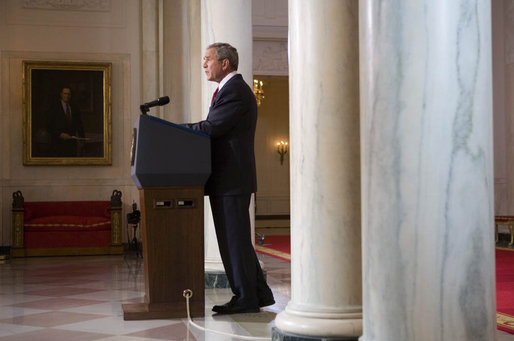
[122,302,196,320]
[123,187,206,321]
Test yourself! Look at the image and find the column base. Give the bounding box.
[275,309,362,339]
[204,270,230,288]
[204,269,267,289]
[272,327,359,341]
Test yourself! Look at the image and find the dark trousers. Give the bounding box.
[209,194,271,305]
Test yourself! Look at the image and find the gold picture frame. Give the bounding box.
[23,61,112,165]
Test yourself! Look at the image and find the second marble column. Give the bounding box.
[275,0,362,338]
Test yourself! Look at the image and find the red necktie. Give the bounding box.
[65,104,71,123]
[211,87,219,106]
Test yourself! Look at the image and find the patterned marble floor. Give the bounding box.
[0,252,511,340]
[0,252,289,340]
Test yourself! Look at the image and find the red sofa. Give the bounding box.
[11,190,123,257]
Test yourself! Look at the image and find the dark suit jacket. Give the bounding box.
[183,74,257,196]
[46,101,85,156]
[47,101,84,139]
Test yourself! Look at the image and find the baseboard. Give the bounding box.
[10,245,123,257]
[256,215,290,220]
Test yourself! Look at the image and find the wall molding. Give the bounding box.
[506,1,514,63]
[253,40,288,76]
[256,195,290,215]
[6,0,124,28]
[23,0,111,12]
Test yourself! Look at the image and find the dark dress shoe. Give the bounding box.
[212,296,238,313]
[214,302,260,315]
[212,297,259,315]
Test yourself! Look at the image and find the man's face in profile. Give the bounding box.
[203,47,228,83]
[60,88,71,103]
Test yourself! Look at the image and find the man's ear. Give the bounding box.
[221,58,230,71]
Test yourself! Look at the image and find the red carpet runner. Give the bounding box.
[255,235,290,262]
[256,237,514,333]
[497,248,514,333]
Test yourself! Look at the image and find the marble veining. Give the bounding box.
[359,1,495,340]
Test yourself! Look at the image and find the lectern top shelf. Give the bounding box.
[144,115,209,138]
[131,114,211,188]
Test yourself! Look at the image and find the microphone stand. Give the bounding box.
[140,104,150,115]
[139,96,170,115]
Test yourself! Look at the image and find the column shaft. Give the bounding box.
[359,1,495,340]
[200,0,255,274]
[275,0,362,338]
[141,0,160,114]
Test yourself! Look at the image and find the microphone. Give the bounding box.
[140,96,170,114]
[143,96,170,108]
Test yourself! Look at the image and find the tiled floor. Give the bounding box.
[0,251,512,340]
[0,252,289,340]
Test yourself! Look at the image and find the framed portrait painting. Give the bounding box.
[23,61,112,165]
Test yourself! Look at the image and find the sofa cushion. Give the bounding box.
[25,215,110,231]
[24,201,111,221]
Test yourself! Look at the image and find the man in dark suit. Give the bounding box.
[182,42,274,314]
[46,86,85,157]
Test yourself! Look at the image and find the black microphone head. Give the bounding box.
[141,96,171,114]
[158,96,170,105]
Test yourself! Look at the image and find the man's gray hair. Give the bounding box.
[208,42,239,71]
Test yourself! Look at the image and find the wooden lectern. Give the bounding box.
[123,114,210,320]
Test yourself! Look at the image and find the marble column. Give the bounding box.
[162,0,202,124]
[140,0,161,116]
[274,0,362,339]
[200,0,256,284]
[359,1,495,340]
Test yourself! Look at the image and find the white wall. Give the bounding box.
[0,0,142,246]
[0,0,292,247]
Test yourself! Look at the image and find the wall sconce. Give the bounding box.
[253,79,264,107]
[276,140,288,165]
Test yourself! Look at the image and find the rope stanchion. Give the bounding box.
[182,289,271,341]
